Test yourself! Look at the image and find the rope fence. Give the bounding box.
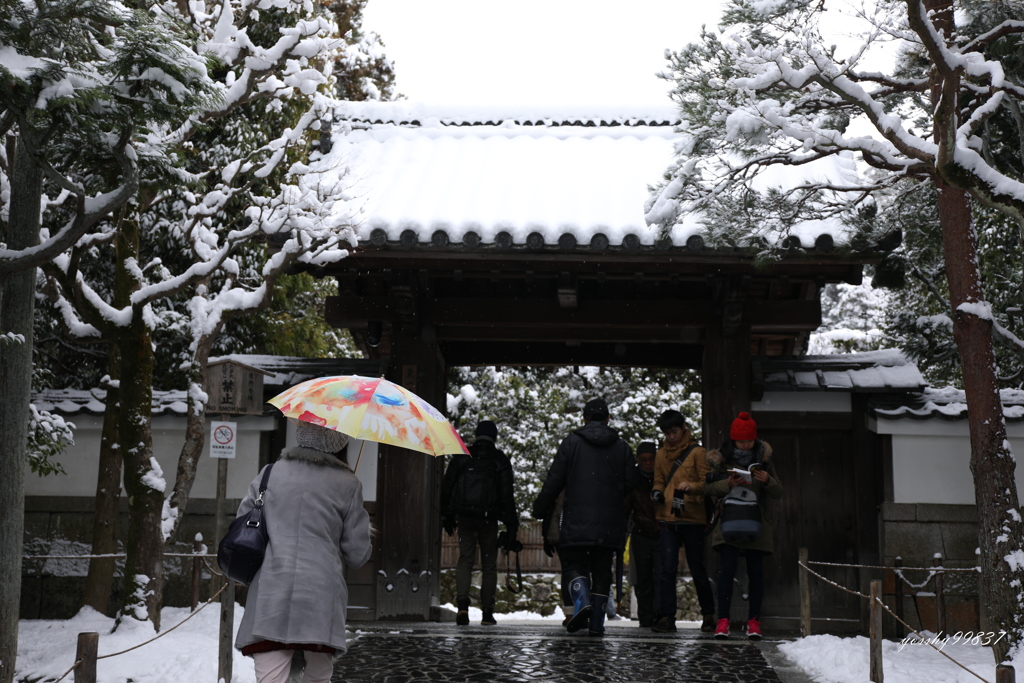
[50,582,229,683]
[798,548,1016,683]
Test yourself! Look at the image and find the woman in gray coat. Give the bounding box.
[235,420,372,683]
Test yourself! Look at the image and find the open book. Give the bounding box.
[728,466,760,484]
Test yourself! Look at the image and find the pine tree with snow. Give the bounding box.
[0,0,221,664]
[647,0,1024,659]
[4,0,391,633]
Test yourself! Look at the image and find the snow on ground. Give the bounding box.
[16,605,256,683]
[18,608,1024,683]
[438,602,566,623]
[779,633,1024,683]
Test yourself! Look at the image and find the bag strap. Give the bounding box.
[666,443,697,485]
[504,549,523,593]
[255,463,274,506]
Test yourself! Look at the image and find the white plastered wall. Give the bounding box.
[25,414,275,499]
[868,417,1024,505]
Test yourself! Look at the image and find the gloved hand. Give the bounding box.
[651,489,665,505]
[543,537,554,558]
[442,517,456,536]
[504,530,523,553]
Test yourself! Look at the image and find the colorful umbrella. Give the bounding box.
[268,375,469,459]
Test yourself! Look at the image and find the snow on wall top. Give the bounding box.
[331,102,852,250]
[874,387,1024,422]
[32,358,385,417]
[758,350,926,393]
[32,389,189,417]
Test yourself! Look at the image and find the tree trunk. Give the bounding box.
[83,344,122,615]
[923,0,1024,660]
[113,216,163,631]
[937,183,1023,662]
[0,136,42,683]
[165,331,219,542]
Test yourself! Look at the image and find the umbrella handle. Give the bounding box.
[353,440,365,473]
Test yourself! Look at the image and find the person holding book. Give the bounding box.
[704,411,783,641]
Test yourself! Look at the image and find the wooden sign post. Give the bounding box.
[205,359,271,683]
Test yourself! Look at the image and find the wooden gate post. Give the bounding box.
[893,557,904,638]
[799,547,812,637]
[933,553,946,635]
[996,664,1016,683]
[74,632,98,683]
[870,580,883,683]
[191,536,203,611]
[219,580,235,683]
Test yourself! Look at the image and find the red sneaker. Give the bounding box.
[747,618,762,640]
[714,618,730,639]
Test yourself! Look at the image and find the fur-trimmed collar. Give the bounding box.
[707,440,773,468]
[280,446,350,470]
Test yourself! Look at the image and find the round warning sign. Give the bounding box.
[210,421,237,459]
[214,424,234,444]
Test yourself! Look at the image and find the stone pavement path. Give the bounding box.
[331,623,785,683]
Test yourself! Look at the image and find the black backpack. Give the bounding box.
[452,448,500,518]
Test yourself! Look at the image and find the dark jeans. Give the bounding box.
[658,523,715,618]
[456,516,499,611]
[628,533,661,626]
[558,546,615,596]
[717,545,765,621]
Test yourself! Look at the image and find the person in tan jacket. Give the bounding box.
[649,409,716,632]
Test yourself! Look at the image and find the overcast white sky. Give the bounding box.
[361,0,731,106]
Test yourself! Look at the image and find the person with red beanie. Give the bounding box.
[703,412,783,641]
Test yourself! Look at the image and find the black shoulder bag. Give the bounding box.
[218,463,274,586]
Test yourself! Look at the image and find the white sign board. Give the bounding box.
[210,421,237,459]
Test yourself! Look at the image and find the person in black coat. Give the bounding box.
[624,442,661,628]
[440,420,519,626]
[532,398,637,636]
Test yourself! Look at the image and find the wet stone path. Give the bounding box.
[332,625,784,683]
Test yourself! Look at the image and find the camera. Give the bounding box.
[671,490,687,517]
[497,530,523,553]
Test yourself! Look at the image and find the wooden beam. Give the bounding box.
[434,326,705,344]
[326,296,822,330]
[439,341,703,368]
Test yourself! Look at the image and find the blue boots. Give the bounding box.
[588,593,609,636]
[565,575,592,633]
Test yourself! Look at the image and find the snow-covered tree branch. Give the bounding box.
[648,0,1024,660]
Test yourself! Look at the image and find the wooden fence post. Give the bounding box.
[799,547,812,637]
[996,664,1015,683]
[870,579,883,683]
[219,580,235,683]
[191,536,203,611]
[893,557,904,638]
[932,553,946,636]
[74,632,98,683]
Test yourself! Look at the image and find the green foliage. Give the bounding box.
[883,182,1024,387]
[446,366,701,515]
[26,404,72,477]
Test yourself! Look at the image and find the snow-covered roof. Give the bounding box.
[207,354,385,387]
[873,387,1024,422]
[333,102,852,251]
[335,102,680,127]
[33,357,385,416]
[32,389,190,416]
[755,350,927,393]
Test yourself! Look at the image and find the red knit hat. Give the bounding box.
[730,412,757,441]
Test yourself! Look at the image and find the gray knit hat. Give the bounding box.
[296,420,350,453]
